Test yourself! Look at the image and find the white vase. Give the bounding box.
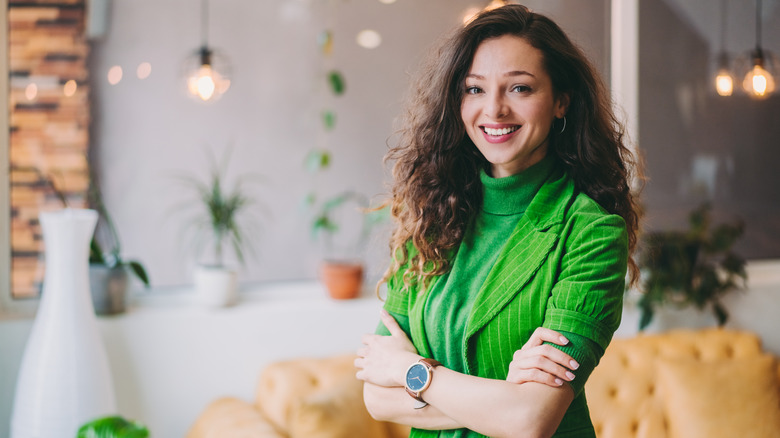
[194,265,238,307]
[11,208,117,438]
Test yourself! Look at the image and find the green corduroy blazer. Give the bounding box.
[383,167,629,438]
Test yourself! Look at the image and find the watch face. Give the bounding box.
[406,363,429,391]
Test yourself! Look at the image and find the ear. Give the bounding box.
[554,93,570,119]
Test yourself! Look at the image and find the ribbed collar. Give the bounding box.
[480,156,555,216]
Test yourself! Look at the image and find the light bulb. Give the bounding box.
[188,64,219,101]
[743,63,775,99]
[715,69,733,96]
[183,47,231,102]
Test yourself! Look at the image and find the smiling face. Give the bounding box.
[460,35,568,177]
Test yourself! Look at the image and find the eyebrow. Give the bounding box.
[466,71,536,79]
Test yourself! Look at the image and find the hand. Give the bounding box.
[355,309,421,387]
[506,327,579,388]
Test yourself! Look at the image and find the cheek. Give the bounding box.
[524,102,556,125]
[460,101,478,124]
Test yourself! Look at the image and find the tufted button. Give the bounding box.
[607,386,618,399]
[630,420,639,433]
[724,345,734,358]
[647,384,655,396]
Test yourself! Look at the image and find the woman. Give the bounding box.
[355,5,640,438]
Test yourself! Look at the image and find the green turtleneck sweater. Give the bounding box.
[423,157,555,375]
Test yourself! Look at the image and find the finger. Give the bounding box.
[507,368,566,388]
[379,309,405,337]
[522,327,569,350]
[513,344,579,371]
[356,347,368,358]
[354,357,364,369]
[361,333,378,345]
[510,353,577,382]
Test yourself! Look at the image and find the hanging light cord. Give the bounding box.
[719,0,727,53]
[755,0,762,52]
[201,0,209,48]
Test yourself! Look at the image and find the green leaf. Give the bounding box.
[77,416,149,438]
[312,215,338,238]
[304,192,317,207]
[713,301,729,326]
[304,150,331,172]
[327,70,345,95]
[90,238,106,265]
[322,110,337,131]
[127,261,150,288]
[639,305,654,331]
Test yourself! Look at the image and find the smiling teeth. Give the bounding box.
[484,126,519,136]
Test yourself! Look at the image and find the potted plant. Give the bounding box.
[34,166,149,315]
[636,203,747,330]
[78,415,149,438]
[310,191,388,299]
[87,178,150,315]
[176,148,262,307]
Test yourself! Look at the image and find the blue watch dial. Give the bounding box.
[406,363,429,391]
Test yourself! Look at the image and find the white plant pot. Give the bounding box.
[194,265,238,308]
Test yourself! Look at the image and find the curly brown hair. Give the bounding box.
[380,5,642,293]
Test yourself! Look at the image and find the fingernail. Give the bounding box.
[554,378,563,386]
[569,360,580,370]
[566,371,576,381]
[559,336,569,345]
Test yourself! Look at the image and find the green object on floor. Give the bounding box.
[77,416,149,438]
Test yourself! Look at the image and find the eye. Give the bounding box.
[465,86,482,95]
[512,85,531,93]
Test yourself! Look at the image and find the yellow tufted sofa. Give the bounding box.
[186,354,409,438]
[586,328,780,438]
[188,329,780,438]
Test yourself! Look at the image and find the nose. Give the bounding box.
[485,91,508,119]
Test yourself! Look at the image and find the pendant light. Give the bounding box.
[182,0,231,102]
[714,0,733,96]
[742,0,775,99]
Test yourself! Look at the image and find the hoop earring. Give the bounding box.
[558,116,567,134]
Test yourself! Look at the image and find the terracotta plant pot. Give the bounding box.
[320,261,364,300]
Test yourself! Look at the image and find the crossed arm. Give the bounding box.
[355,310,579,438]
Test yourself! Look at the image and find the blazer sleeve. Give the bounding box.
[375,257,412,337]
[542,213,628,352]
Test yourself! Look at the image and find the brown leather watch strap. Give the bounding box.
[405,358,442,403]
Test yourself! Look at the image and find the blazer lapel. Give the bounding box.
[464,166,573,340]
[464,216,557,339]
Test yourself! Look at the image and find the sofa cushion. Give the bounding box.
[586,328,769,438]
[256,355,358,432]
[186,397,285,438]
[657,354,780,438]
[287,374,398,438]
[255,355,408,438]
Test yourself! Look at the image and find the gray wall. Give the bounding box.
[89,0,610,288]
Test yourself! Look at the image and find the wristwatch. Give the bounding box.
[404,358,442,409]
